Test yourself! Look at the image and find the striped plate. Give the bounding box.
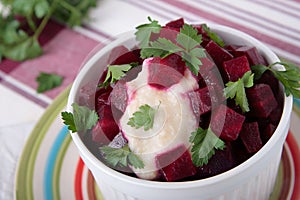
[14,88,300,200]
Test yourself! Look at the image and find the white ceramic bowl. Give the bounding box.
[67,24,293,200]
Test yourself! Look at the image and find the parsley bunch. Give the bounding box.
[0,0,96,61]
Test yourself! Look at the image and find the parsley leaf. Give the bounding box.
[189,127,225,167]
[139,22,206,75]
[36,72,64,93]
[100,144,144,169]
[252,62,300,98]
[99,63,135,88]
[224,71,254,112]
[61,103,99,133]
[135,16,162,48]
[202,24,225,47]
[127,104,158,131]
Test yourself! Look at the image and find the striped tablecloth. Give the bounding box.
[1,0,300,199]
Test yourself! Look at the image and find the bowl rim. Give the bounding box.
[67,23,293,189]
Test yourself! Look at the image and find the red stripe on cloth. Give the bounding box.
[87,170,97,200]
[0,20,64,74]
[75,158,85,200]
[162,0,300,59]
[286,132,300,200]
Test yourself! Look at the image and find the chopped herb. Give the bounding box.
[135,16,162,48]
[36,72,64,93]
[127,104,159,131]
[138,20,206,75]
[252,61,300,98]
[224,71,254,112]
[202,24,225,47]
[100,144,144,169]
[99,63,136,88]
[189,127,225,167]
[61,103,98,133]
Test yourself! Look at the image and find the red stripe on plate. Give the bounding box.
[286,132,300,200]
[162,0,300,59]
[75,158,85,200]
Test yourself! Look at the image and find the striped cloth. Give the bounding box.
[1,0,300,199]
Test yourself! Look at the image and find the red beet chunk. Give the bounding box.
[192,24,211,47]
[109,81,128,113]
[160,53,186,75]
[210,104,245,141]
[261,123,276,143]
[189,87,220,118]
[232,46,267,66]
[205,40,234,70]
[165,18,184,28]
[246,84,278,118]
[108,45,140,65]
[269,105,282,126]
[148,57,184,89]
[257,70,279,95]
[222,56,251,82]
[92,105,119,144]
[240,122,263,153]
[159,26,180,44]
[156,145,196,182]
[95,87,113,110]
[78,82,98,108]
[202,68,225,102]
[197,143,234,178]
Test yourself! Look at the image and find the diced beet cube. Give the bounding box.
[269,105,282,126]
[222,56,251,82]
[210,104,245,141]
[205,40,234,70]
[159,27,180,44]
[148,57,184,89]
[202,68,225,102]
[225,45,240,52]
[231,138,251,165]
[108,45,140,65]
[261,123,276,143]
[192,24,211,47]
[160,53,185,75]
[240,122,263,153]
[189,87,220,118]
[197,143,234,178]
[156,145,196,181]
[109,81,128,113]
[95,87,113,110]
[257,70,279,95]
[246,84,278,118]
[165,18,184,28]
[78,82,98,108]
[93,105,119,144]
[231,46,267,66]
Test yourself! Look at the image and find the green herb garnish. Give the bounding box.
[137,20,206,75]
[224,71,254,112]
[201,24,225,47]
[135,16,162,48]
[36,72,64,93]
[100,144,144,169]
[127,104,158,131]
[0,0,96,61]
[189,127,225,167]
[61,103,98,133]
[99,63,137,88]
[251,61,300,98]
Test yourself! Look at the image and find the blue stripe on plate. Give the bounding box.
[294,98,300,108]
[44,125,69,200]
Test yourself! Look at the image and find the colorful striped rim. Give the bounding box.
[14,86,300,200]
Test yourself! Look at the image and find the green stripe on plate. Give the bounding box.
[15,87,70,200]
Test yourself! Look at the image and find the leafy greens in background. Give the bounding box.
[0,0,97,61]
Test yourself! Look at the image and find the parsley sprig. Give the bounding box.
[61,103,98,133]
[127,104,159,131]
[36,72,64,93]
[189,127,225,167]
[100,144,144,169]
[136,19,206,75]
[99,63,137,88]
[201,24,225,47]
[251,61,300,98]
[0,0,96,61]
[224,71,254,112]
